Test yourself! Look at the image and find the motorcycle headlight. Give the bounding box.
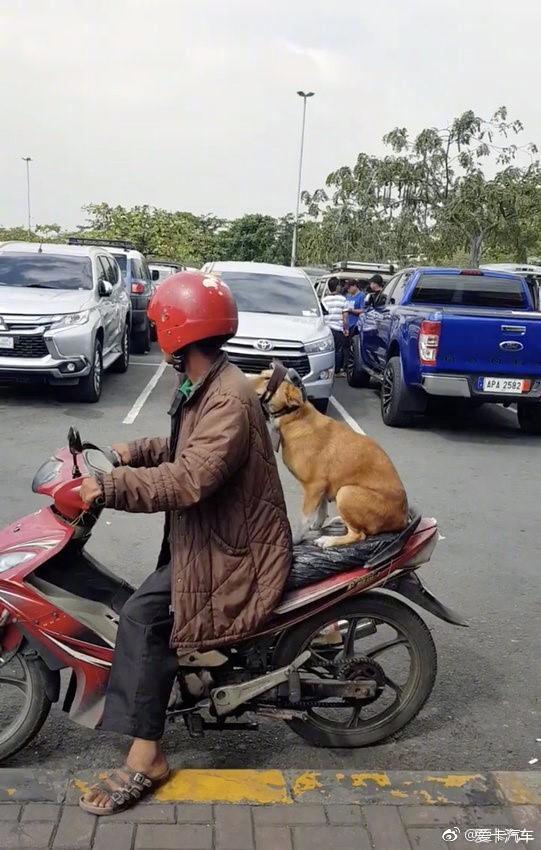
[32,458,63,492]
[0,552,35,573]
[51,310,91,329]
[305,335,334,354]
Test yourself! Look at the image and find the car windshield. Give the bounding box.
[410,273,527,309]
[218,271,319,316]
[0,253,93,290]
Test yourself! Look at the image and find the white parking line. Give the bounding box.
[129,360,165,367]
[329,395,366,435]
[123,361,167,424]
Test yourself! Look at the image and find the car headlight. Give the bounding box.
[51,311,91,329]
[305,335,334,354]
[0,552,35,573]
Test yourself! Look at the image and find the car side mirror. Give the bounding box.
[98,279,113,297]
[151,269,160,281]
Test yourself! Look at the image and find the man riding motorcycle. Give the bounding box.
[78,270,292,815]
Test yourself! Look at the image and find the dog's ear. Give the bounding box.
[250,370,271,397]
[283,380,303,409]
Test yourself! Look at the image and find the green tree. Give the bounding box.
[303,107,540,266]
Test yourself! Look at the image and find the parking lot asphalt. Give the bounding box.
[0,350,539,774]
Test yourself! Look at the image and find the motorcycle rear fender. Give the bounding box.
[387,571,468,627]
[1,632,61,703]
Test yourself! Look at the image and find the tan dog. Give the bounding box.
[252,369,408,548]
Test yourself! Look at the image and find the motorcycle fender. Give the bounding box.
[389,572,468,627]
[0,623,23,653]
[1,633,61,703]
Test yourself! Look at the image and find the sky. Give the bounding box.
[1,0,540,229]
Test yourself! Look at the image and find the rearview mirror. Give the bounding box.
[98,280,113,297]
[151,269,160,281]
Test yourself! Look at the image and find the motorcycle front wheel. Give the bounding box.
[273,593,437,748]
[0,651,52,762]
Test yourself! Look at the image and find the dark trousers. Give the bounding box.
[331,328,346,372]
[101,563,178,741]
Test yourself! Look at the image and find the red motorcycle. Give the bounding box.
[0,428,465,761]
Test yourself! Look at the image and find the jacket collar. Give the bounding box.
[183,352,229,407]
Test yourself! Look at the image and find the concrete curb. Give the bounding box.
[0,769,539,807]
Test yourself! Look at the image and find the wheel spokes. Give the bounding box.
[347,705,363,728]
[366,637,408,659]
[344,618,359,656]
[384,675,403,698]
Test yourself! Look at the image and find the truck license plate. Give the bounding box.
[0,337,14,350]
[479,376,529,394]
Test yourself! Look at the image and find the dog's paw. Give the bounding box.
[315,535,335,549]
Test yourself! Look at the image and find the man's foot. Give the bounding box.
[80,752,170,814]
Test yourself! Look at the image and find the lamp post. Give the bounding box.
[21,157,32,236]
[290,91,314,267]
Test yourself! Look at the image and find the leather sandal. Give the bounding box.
[78,765,170,816]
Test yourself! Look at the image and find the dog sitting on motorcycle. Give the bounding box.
[78,271,292,815]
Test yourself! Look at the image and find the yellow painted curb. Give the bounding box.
[493,772,541,805]
[154,769,291,804]
[52,770,541,807]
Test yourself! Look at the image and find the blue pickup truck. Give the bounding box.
[347,267,541,433]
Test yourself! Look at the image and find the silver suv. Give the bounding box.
[0,242,131,402]
[202,261,335,412]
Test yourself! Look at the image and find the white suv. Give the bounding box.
[202,261,335,412]
[0,242,131,402]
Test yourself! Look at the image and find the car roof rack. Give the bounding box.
[331,260,396,273]
[147,256,185,266]
[68,237,138,251]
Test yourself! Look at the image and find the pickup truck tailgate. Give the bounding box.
[437,309,541,378]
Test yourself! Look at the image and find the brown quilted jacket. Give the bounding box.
[99,355,292,649]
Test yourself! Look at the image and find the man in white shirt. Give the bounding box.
[322,277,348,375]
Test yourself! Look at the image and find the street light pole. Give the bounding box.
[291,91,314,267]
[21,157,32,236]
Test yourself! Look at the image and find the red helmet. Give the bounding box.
[148,271,238,355]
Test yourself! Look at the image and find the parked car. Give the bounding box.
[348,266,541,433]
[201,261,335,412]
[315,261,396,300]
[0,242,131,402]
[302,266,329,285]
[68,238,154,353]
[481,263,541,305]
[148,260,186,285]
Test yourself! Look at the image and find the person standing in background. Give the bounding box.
[344,280,365,333]
[322,277,348,375]
[364,273,385,308]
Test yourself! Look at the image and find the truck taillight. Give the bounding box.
[419,320,441,366]
[131,281,145,294]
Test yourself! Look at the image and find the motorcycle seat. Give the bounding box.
[286,508,421,591]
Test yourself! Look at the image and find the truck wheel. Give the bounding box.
[132,321,151,354]
[73,339,103,403]
[381,356,413,427]
[346,335,371,388]
[110,323,130,374]
[517,402,541,435]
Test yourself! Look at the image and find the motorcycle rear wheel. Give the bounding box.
[273,593,437,748]
[0,651,52,762]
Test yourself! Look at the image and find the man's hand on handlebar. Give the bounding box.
[79,476,104,508]
[111,443,131,465]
